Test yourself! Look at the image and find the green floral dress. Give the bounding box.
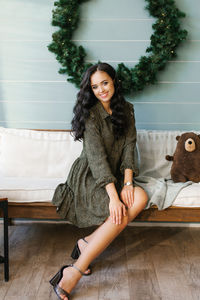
[52,100,138,228]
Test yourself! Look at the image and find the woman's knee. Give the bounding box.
[126,188,148,222]
[134,186,148,208]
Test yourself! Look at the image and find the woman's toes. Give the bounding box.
[84,268,91,275]
[60,296,68,300]
[59,291,69,300]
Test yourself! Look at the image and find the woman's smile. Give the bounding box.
[99,91,109,99]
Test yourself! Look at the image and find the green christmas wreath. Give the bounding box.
[48,0,188,94]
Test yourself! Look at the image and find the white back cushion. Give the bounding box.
[0,127,82,178]
[137,130,188,178]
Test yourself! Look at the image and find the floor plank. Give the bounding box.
[98,234,129,300]
[169,228,200,300]
[144,228,194,300]
[125,227,162,300]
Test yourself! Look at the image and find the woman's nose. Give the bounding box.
[99,85,104,93]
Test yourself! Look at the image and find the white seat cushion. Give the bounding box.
[0,189,54,203]
[173,183,200,207]
[0,175,62,202]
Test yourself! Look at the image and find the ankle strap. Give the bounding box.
[70,264,85,276]
[82,237,88,244]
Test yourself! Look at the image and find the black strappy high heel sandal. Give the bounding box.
[49,264,85,300]
[71,238,92,276]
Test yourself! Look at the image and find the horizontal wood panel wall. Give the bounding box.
[0,0,200,130]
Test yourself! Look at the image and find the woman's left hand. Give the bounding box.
[120,185,135,208]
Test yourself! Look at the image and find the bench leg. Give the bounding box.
[3,201,9,282]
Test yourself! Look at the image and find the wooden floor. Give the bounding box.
[0,223,200,300]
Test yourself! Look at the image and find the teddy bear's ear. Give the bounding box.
[176,136,180,141]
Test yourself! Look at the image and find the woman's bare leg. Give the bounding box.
[81,186,147,245]
[59,187,147,299]
[59,216,129,299]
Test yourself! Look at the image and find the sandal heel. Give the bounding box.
[71,244,80,259]
[49,270,61,286]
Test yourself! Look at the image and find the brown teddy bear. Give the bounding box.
[166,132,200,183]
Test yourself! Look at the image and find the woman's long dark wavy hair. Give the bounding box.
[71,63,128,141]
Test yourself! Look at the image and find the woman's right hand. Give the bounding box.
[109,197,126,225]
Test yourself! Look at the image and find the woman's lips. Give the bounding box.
[100,92,108,99]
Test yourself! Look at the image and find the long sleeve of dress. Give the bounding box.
[120,103,138,176]
[83,113,117,188]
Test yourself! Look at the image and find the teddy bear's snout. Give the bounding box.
[185,138,196,152]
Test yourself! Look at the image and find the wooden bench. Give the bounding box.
[1,129,200,224]
[1,202,200,223]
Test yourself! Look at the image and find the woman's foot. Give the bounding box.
[59,265,83,299]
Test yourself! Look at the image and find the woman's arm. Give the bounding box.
[120,103,138,177]
[124,168,133,184]
[84,112,126,225]
[120,168,135,208]
[119,103,137,208]
[84,113,117,188]
[106,182,126,225]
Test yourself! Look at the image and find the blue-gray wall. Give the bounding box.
[0,0,199,130]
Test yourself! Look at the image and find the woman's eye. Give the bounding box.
[92,86,97,90]
[103,81,108,86]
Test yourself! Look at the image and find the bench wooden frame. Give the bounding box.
[0,202,199,223]
[1,129,199,223]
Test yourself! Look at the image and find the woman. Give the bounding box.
[50,63,148,299]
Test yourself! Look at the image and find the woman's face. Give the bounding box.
[90,70,115,104]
